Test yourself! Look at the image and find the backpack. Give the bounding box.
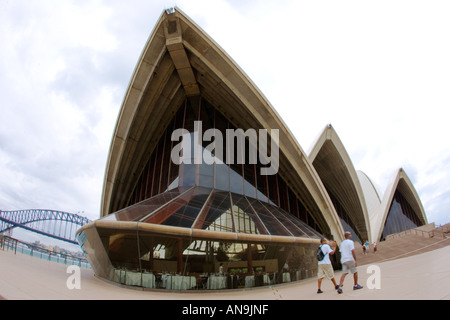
[316,245,326,261]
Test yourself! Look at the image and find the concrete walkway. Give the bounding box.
[1,244,450,300]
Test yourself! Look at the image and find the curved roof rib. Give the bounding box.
[100,8,344,241]
[371,168,428,242]
[309,124,371,242]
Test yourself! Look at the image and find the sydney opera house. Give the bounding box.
[76,8,427,291]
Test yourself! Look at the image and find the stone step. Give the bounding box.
[355,231,450,266]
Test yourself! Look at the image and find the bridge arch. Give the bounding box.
[0,209,91,245]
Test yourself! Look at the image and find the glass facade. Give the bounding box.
[328,193,363,244]
[78,97,325,291]
[127,98,322,234]
[103,186,321,239]
[78,222,319,291]
[78,186,321,290]
[381,190,423,240]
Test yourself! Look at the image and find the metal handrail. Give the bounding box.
[0,235,90,268]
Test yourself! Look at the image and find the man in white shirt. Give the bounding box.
[339,232,363,291]
[317,238,342,294]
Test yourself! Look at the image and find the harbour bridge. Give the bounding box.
[0,209,91,245]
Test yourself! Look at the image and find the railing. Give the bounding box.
[0,235,90,269]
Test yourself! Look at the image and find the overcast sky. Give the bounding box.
[1,0,449,226]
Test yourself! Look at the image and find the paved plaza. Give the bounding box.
[1,242,449,300]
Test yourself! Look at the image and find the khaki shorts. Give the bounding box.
[318,264,335,280]
[341,260,358,274]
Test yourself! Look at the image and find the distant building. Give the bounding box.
[77,8,427,290]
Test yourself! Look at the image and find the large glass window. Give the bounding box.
[89,225,319,291]
[161,188,211,228]
[381,191,422,240]
[328,193,363,244]
[231,195,264,235]
[127,97,324,235]
[197,191,234,232]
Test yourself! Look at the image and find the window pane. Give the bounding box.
[247,198,291,236]
[200,191,234,232]
[161,188,210,228]
[198,162,214,188]
[231,194,267,235]
[215,163,230,191]
[229,164,244,195]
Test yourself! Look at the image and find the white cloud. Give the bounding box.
[1,0,449,229]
